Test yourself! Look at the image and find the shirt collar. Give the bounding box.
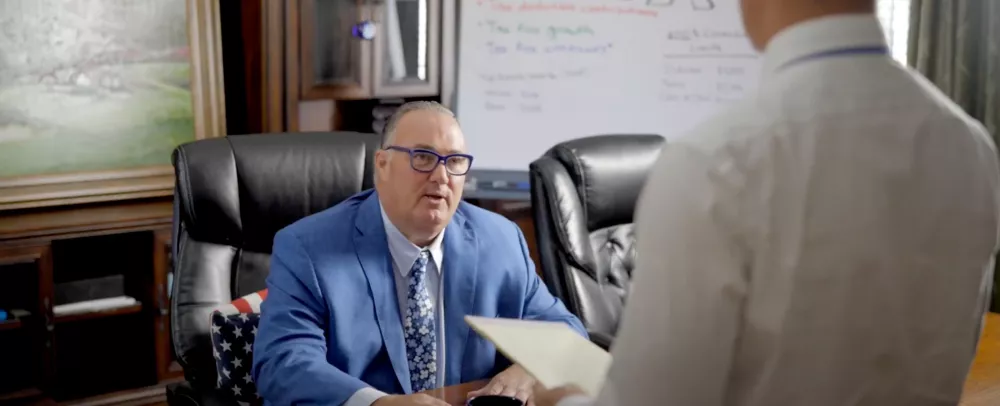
[379,202,444,277]
[761,14,889,77]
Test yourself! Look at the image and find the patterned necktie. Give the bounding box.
[404,250,437,392]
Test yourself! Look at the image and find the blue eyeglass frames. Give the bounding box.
[384,146,474,176]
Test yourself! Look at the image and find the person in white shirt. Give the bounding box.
[533,0,1000,405]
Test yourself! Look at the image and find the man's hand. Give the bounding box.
[467,364,537,406]
[531,382,586,406]
[372,393,449,406]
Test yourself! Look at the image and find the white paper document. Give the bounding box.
[52,296,138,316]
[465,316,612,397]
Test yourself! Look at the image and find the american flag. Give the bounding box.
[210,289,268,406]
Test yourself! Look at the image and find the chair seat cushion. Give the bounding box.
[210,289,268,406]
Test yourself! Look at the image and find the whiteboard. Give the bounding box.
[456,0,762,171]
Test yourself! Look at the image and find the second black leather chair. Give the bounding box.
[166,132,380,406]
[529,134,665,349]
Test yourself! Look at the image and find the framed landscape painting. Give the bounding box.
[0,0,225,211]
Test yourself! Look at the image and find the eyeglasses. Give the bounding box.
[384,146,474,176]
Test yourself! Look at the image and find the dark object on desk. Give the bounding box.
[463,169,532,201]
[165,132,380,406]
[529,134,665,350]
[54,275,124,305]
[467,395,524,406]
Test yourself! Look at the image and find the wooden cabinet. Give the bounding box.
[0,245,52,404]
[153,229,184,382]
[247,0,452,132]
[370,0,441,97]
[299,0,372,99]
[0,199,181,403]
[298,0,441,100]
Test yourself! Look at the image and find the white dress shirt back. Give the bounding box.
[563,14,1000,406]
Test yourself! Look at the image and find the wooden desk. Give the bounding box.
[427,314,1000,406]
[962,312,1000,405]
[424,380,487,406]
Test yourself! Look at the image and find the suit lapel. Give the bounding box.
[354,192,411,393]
[442,209,478,385]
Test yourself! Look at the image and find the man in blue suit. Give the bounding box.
[252,101,587,406]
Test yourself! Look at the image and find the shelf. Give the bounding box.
[0,200,172,242]
[0,387,45,403]
[0,318,22,331]
[54,303,143,324]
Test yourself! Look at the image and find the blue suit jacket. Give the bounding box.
[252,190,586,405]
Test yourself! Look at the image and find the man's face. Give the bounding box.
[375,109,467,241]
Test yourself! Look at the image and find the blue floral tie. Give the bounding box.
[404,250,437,392]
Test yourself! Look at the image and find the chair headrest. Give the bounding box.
[545,134,665,231]
[172,132,380,252]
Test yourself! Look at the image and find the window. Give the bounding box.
[877,0,912,65]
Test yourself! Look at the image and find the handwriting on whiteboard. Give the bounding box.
[466,0,758,114]
[479,19,615,56]
[479,69,589,83]
[481,20,596,40]
[477,1,660,17]
[663,28,756,58]
[645,0,716,11]
[476,0,721,14]
[660,61,755,105]
[485,42,614,55]
[656,22,758,106]
[477,69,589,114]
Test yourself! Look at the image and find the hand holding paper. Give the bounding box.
[464,316,612,398]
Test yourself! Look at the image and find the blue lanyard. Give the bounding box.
[778,45,889,71]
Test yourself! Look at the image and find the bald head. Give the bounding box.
[740,0,876,50]
[382,101,458,146]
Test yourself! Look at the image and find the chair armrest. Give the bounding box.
[587,330,615,350]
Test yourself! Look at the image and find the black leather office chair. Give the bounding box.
[166,132,380,406]
[529,134,665,350]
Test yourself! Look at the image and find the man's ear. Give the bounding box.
[374,150,390,179]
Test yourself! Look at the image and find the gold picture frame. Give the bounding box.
[0,0,226,211]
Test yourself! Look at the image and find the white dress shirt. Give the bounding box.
[344,204,447,406]
[560,14,1000,406]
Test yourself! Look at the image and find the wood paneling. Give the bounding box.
[0,201,172,244]
[241,0,264,134]
[263,0,286,132]
[153,228,183,382]
[220,0,264,135]
[285,0,301,132]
